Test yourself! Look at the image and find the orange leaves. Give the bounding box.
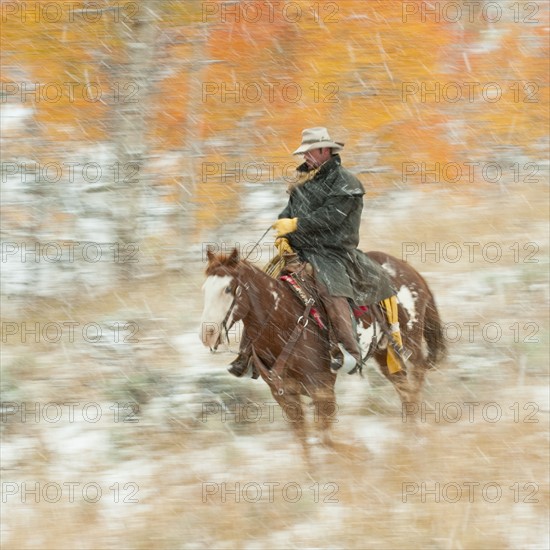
[2,0,547,224]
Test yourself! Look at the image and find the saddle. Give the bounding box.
[264,250,408,375]
[268,250,366,314]
[267,253,368,367]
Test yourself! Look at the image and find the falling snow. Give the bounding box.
[1,1,548,549]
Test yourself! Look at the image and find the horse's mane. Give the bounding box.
[205,250,293,294]
[205,250,273,279]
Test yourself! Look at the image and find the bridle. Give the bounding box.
[208,257,318,395]
[210,226,272,352]
[210,280,245,352]
[210,273,277,354]
[206,227,316,395]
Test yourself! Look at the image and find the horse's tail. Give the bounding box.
[423,287,446,368]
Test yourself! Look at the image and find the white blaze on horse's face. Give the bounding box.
[200,275,235,348]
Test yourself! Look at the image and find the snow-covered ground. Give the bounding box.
[1,182,548,549]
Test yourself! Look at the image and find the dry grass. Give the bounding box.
[1,183,548,549]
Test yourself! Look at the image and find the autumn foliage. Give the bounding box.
[1,0,548,234]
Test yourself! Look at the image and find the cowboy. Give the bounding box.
[229,127,396,376]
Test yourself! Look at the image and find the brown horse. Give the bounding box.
[200,247,445,458]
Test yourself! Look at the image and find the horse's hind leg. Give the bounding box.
[391,370,418,407]
[403,323,431,401]
[374,351,418,408]
[410,358,429,396]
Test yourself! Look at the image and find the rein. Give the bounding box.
[211,226,272,352]
[252,298,314,395]
[209,228,318,394]
[212,267,316,396]
[243,226,272,261]
[211,294,237,352]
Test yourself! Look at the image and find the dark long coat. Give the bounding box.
[279,155,394,305]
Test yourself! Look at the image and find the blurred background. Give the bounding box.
[1,1,548,548]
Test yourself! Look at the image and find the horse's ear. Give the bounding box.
[206,245,216,263]
[228,247,239,266]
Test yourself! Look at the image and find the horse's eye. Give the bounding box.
[225,286,232,294]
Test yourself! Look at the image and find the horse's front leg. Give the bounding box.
[272,390,310,463]
[310,386,337,447]
[310,383,369,460]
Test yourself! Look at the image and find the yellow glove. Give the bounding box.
[272,217,298,237]
[275,237,293,255]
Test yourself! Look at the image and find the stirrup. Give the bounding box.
[329,357,344,374]
[348,355,366,376]
[329,345,362,375]
[395,345,412,363]
[328,343,344,374]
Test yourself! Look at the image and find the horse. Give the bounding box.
[199,247,446,459]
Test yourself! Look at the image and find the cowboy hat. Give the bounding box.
[292,127,345,155]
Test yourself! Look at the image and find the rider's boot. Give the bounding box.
[228,330,258,378]
[318,287,362,374]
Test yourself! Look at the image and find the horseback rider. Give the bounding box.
[229,127,397,376]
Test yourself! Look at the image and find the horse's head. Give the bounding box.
[199,247,250,349]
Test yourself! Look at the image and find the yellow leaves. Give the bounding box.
[2,0,546,230]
